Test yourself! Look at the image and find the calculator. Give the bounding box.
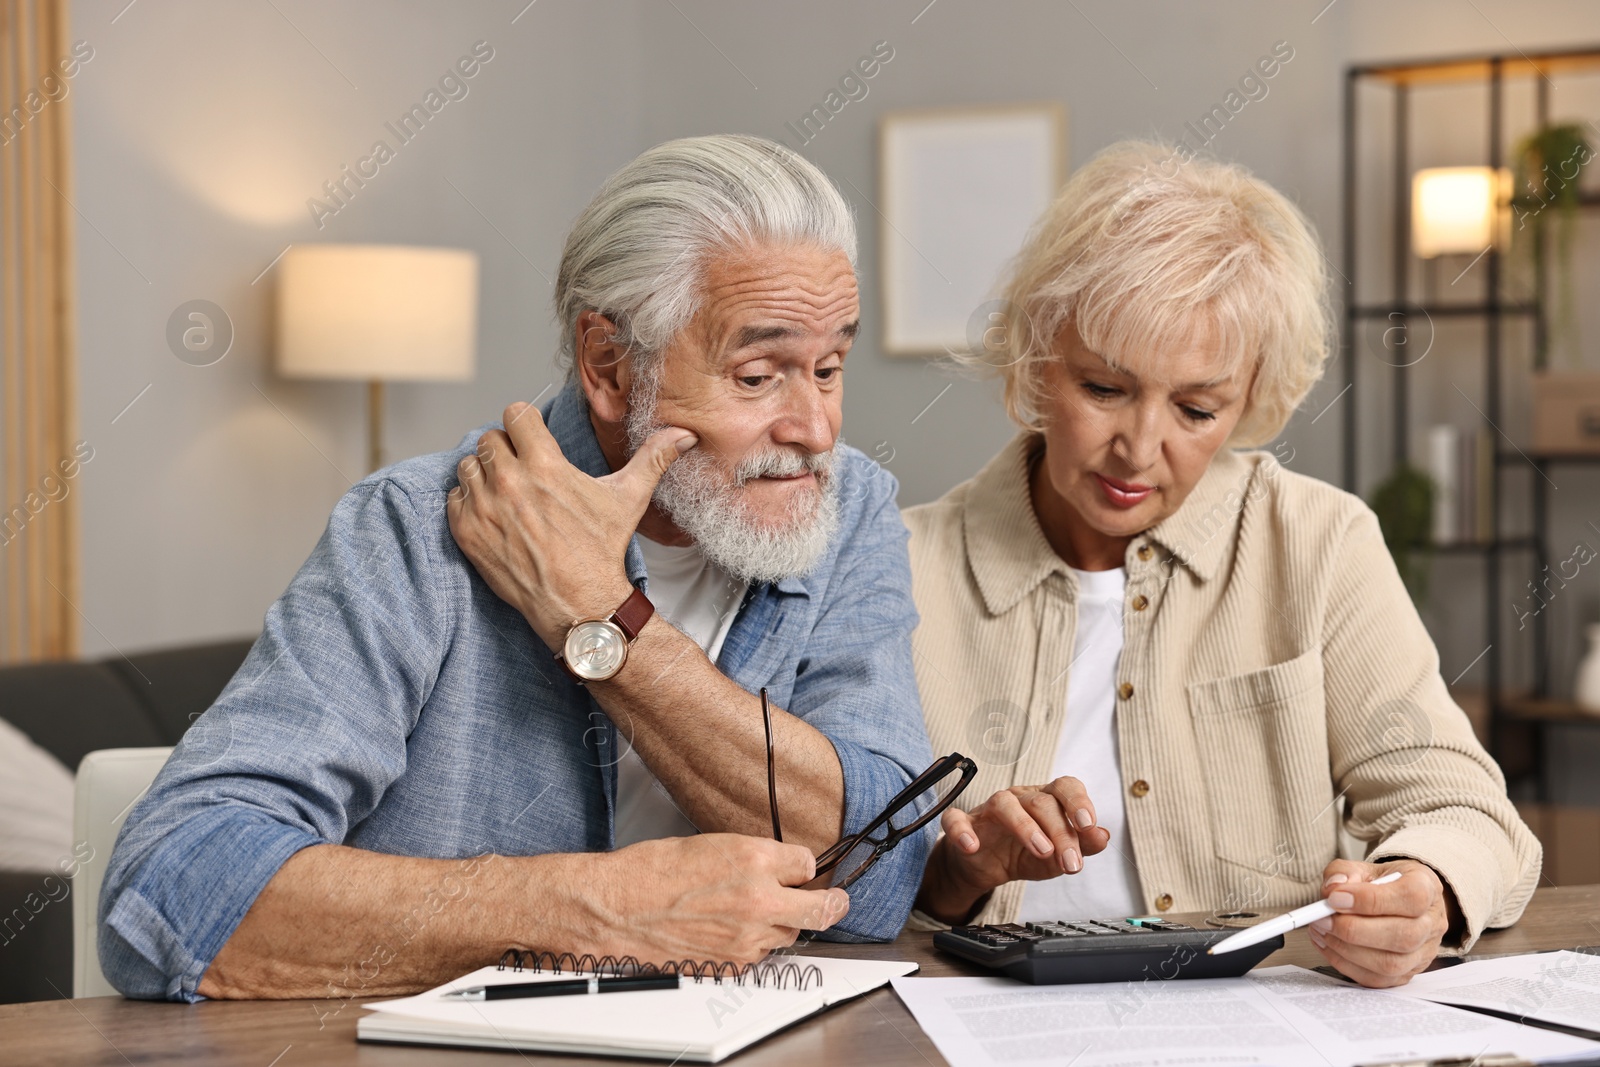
[933,917,1284,984]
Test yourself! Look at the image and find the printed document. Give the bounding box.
[890,965,1600,1067]
[1401,950,1600,1036]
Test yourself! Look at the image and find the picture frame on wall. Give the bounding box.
[877,102,1067,357]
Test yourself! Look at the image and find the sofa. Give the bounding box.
[0,638,255,1004]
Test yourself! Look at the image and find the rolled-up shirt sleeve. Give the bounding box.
[788,460,936,942]
[99,479,451,1001]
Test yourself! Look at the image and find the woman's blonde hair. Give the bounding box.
[978,140,1332,447]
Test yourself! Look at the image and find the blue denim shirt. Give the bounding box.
[99,381,935,1001]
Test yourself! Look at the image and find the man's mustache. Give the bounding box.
[732,446,834,485]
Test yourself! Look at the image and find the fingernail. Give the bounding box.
[1030,832,1052,856]
[957,832,977,852]
[1328,891,1354,910]
[675,435,699,453]
[1064,848,1082,873]
[1308,929,1327,949]
[1309,918,1332,935]
[1324,873,1348,887]
[1074,809,1094,830]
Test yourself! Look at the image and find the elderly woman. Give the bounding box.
[907,141,1539,988]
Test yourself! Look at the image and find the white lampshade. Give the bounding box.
[1411,167,1511,259]
[277,244,478,381]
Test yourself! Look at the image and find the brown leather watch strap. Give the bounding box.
[610,586,654,642]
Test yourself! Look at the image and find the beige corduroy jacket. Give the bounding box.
[903,432,1540,952]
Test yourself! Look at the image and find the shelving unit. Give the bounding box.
[1340,46,1600,798]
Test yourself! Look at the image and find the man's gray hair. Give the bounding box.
[554,134,857,379]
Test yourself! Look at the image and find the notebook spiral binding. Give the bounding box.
[496,949,823,989]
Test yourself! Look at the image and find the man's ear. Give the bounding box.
[575,310,632,424]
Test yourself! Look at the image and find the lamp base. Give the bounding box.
[367,379,384,474]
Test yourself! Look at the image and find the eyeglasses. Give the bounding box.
[761,687,978,891]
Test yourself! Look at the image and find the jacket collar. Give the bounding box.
[1143,446,1256,585]
[962,433,1068,617]
[962,431,1257,615]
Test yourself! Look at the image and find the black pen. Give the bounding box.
[441,975,681,1001]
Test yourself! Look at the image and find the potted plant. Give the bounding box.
[1369,464,1435,604]
[1512,122,1593,368]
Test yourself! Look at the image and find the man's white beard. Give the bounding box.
[625,379,840,585]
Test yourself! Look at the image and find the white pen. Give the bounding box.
[1207,870,1404,956]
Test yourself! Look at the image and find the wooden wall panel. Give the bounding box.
[0,0,79,663]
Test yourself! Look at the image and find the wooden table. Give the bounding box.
[6,884,1597,1066]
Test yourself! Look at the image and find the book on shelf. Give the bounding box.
[1425,424,1494,546]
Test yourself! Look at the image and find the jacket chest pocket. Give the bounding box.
[1185,647,1335,885]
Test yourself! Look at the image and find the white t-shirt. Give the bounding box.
[611,536,750,848]
[1017,566,1144,922]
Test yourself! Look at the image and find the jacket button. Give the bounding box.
[1131,594,1149,611]
[1137,544,1154,561]
[1118,682,1134,700]
[1130,779,1150,798]
[1155,893,1173,911]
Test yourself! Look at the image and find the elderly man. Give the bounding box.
[99,134,934,1002]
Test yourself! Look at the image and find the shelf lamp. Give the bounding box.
[277,244,479,473]
[1411,166,1512,258]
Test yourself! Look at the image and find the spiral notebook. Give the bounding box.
[357,950,918,1062]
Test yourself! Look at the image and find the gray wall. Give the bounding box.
[64,0,1600,715]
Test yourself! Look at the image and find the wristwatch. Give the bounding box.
[556,587,654,683]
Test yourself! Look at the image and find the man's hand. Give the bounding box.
[591,835,849,964]
[915,778,1111,925]
[447,401,696,647]
[1307,858,1458,988]
[195,835,847,999]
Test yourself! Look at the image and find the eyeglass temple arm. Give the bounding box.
[761,687,781,843]
[813,754,977,875]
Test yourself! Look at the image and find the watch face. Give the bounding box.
[565,619,628,681]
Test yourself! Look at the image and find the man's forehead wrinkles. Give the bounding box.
[706,275,858,306]
[711,287,859,329]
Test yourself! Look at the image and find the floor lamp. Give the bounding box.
[276,245,479,473]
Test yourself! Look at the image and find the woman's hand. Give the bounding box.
[1307,858,1461,987]
[915,777,1112,925]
